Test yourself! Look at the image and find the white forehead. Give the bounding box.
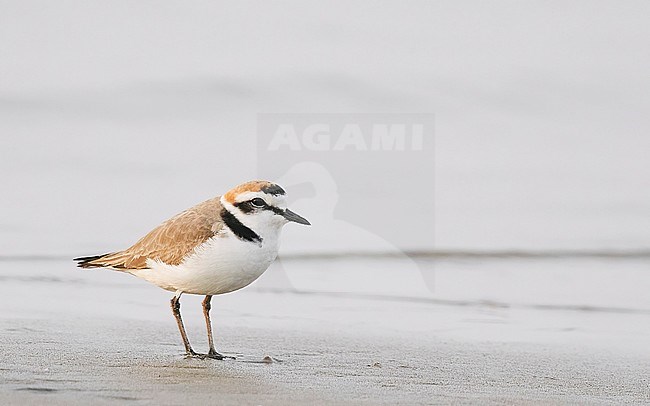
[235,190,287,209]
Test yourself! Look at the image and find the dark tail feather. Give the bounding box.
[73,253,111,269]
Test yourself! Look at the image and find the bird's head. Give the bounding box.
[221,180,310,233]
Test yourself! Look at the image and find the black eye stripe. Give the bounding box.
[233,199,284,215]
[234,201,255,213]
[265,205,285,215]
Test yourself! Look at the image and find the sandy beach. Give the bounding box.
[1,256,649,405]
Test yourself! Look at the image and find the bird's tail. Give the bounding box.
[73,253,112,269]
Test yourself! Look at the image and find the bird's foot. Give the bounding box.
[184,349,207,359]
[207,349,235,360]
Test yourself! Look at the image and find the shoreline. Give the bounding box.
[1,258,649,404]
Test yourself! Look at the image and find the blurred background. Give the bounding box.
[1,1,649,258]
[1,1,649,306]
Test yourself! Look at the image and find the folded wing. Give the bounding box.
[74,197,224,270]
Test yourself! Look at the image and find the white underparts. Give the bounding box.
[129,221,283,295]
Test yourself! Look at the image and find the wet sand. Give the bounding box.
[1,258,649,405]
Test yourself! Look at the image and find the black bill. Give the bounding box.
[283,208,311,225]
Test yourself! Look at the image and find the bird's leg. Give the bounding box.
[202,295,231,360]
[170,292,201,358]
[202,295,218,357]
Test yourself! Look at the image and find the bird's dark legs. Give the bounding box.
[170,293,200,358]
[170,292,231,360]
[202,295,226,360]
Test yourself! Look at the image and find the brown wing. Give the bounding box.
[75,197,224,270]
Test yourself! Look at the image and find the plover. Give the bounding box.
[74,180,310,359]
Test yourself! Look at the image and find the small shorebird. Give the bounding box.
[74,180,310,359]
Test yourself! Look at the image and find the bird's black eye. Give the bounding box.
[250,198,266,208]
